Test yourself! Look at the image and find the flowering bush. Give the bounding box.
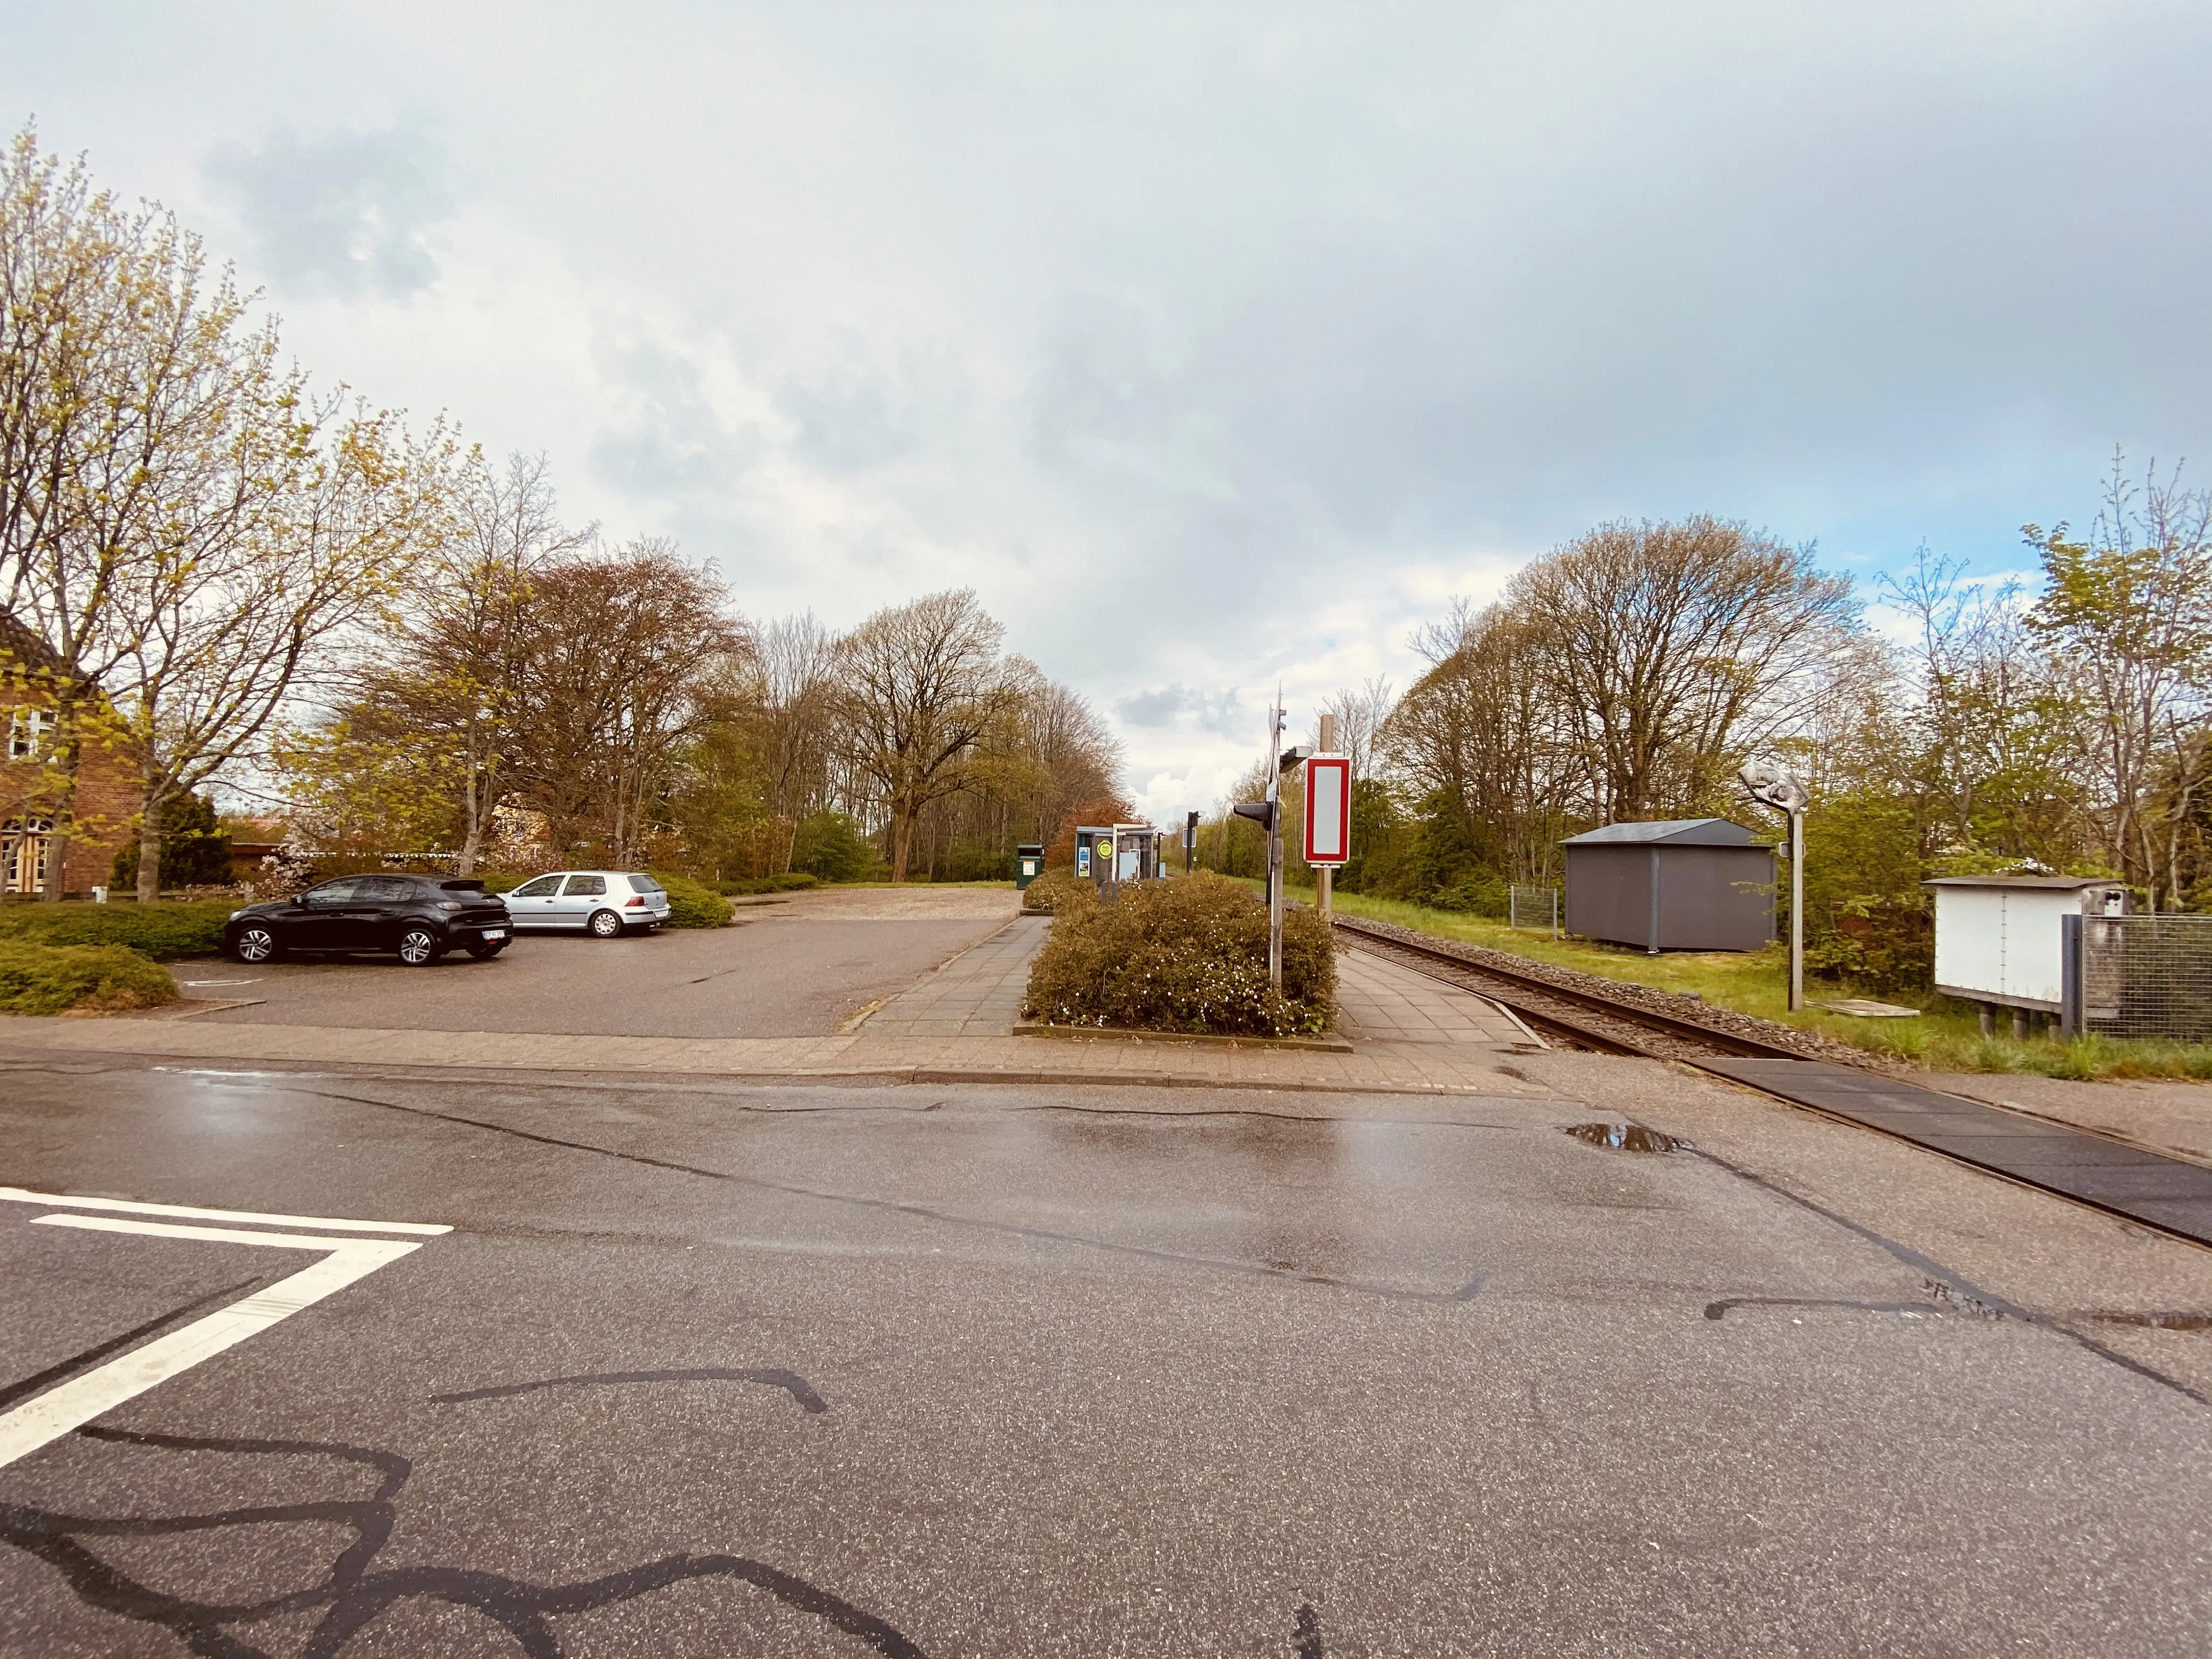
[241,844,318,900]
[1022,870,1334,1036]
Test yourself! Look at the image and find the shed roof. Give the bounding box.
[1923,874,2122,890]
[1559,818,1760,848]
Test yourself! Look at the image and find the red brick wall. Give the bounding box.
[1,693,139,896]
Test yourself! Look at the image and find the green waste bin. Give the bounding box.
[1014,844,1045,890]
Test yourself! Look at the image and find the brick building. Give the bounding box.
[1,617,138,899]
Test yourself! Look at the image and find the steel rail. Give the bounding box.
[1331,915,2212,1255]
[1330,916,1814,1062]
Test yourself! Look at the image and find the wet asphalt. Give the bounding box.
[174,915,1006,1039]
[4,1054,2212,1656]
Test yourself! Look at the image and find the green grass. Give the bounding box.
[1302,883,2212,1083]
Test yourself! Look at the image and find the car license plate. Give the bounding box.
[481,929,506,940]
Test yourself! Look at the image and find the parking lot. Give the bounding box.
[172,889,1019,1041]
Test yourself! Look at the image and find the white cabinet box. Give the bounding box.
[1927,876,2128,1013]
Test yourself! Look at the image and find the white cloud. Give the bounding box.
[5,1,2207,826]
[206,123,452,301]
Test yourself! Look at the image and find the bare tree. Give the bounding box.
[1510,516,1858,821]
[1383,606,1575,881]
[832,588,1018,882]
[1316,675,1394,782]
[382,450,591,874]
[757,611,840,872]
[111,404,448,899]
[506,541,751,863]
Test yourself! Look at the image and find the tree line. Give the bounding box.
[0,126,1118,898]
[1199,472,2212,988]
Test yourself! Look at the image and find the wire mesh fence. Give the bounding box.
[1509,884,1561,936]
[2080,915,2212,1041]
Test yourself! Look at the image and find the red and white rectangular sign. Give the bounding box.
[1303,755,1351,865]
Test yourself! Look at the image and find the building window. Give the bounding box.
[7,708,58,761]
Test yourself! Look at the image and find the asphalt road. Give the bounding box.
[6,1051,2212,1655]
[173,906,1011,1040]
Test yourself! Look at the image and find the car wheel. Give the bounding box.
[233,926,279,963]
[466,941,506,961]
[587,909,624,939]
[397,927,443,966]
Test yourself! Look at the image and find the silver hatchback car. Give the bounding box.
[503,870,674,937]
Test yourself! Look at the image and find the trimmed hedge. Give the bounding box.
[1022,870,1334,1036]
[0,939,179,1015]
[715,873,821,896]
[1021,868,1096,914]
[648,871,733,928]
[0,900,235,961]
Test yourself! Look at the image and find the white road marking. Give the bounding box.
[178,979,258,986]
[0,1187,451,1236]
[0,1214,425,1469]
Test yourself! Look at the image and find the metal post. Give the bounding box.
[1266,700,1284,991]
[1317,713,1336,918]
[2059,912,2083,1040]
[1788,806,1804,1013]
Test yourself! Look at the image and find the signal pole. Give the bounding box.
[1266,697,1284,990]
[1740,761,1809,1013]
[1317,712,1338,917]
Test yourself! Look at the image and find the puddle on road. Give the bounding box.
[1565,1121,1685,1154]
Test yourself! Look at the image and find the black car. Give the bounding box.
[225,876,514,966]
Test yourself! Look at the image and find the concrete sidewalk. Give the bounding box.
[856,912,1045,1036]
[0,1012,1550,1096]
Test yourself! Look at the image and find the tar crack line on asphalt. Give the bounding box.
[1682,1138,2212,1407]
[0,1423,930,1658]
[281,1083,1492,1306]
[0,1279,259,1412]
[432,1367,829,1413]
[1701,1297,1945,1322]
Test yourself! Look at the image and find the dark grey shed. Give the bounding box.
[1560,819,1775,953]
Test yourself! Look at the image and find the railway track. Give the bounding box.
[1330,916,1819,1064]
[1330,913,2212,1254]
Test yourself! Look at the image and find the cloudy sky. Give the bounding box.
[6,2,2207,819]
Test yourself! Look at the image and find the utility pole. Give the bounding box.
[1740,761,1809,1013]
[1790,804,1804,1012]
[1265,698,1284,991]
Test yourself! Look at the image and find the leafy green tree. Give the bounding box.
[2025,453,2212,907]
[109,791,230,889]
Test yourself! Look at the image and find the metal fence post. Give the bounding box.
[2060,912,2083,1040]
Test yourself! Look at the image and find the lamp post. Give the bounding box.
[1740,761,1809,1013]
